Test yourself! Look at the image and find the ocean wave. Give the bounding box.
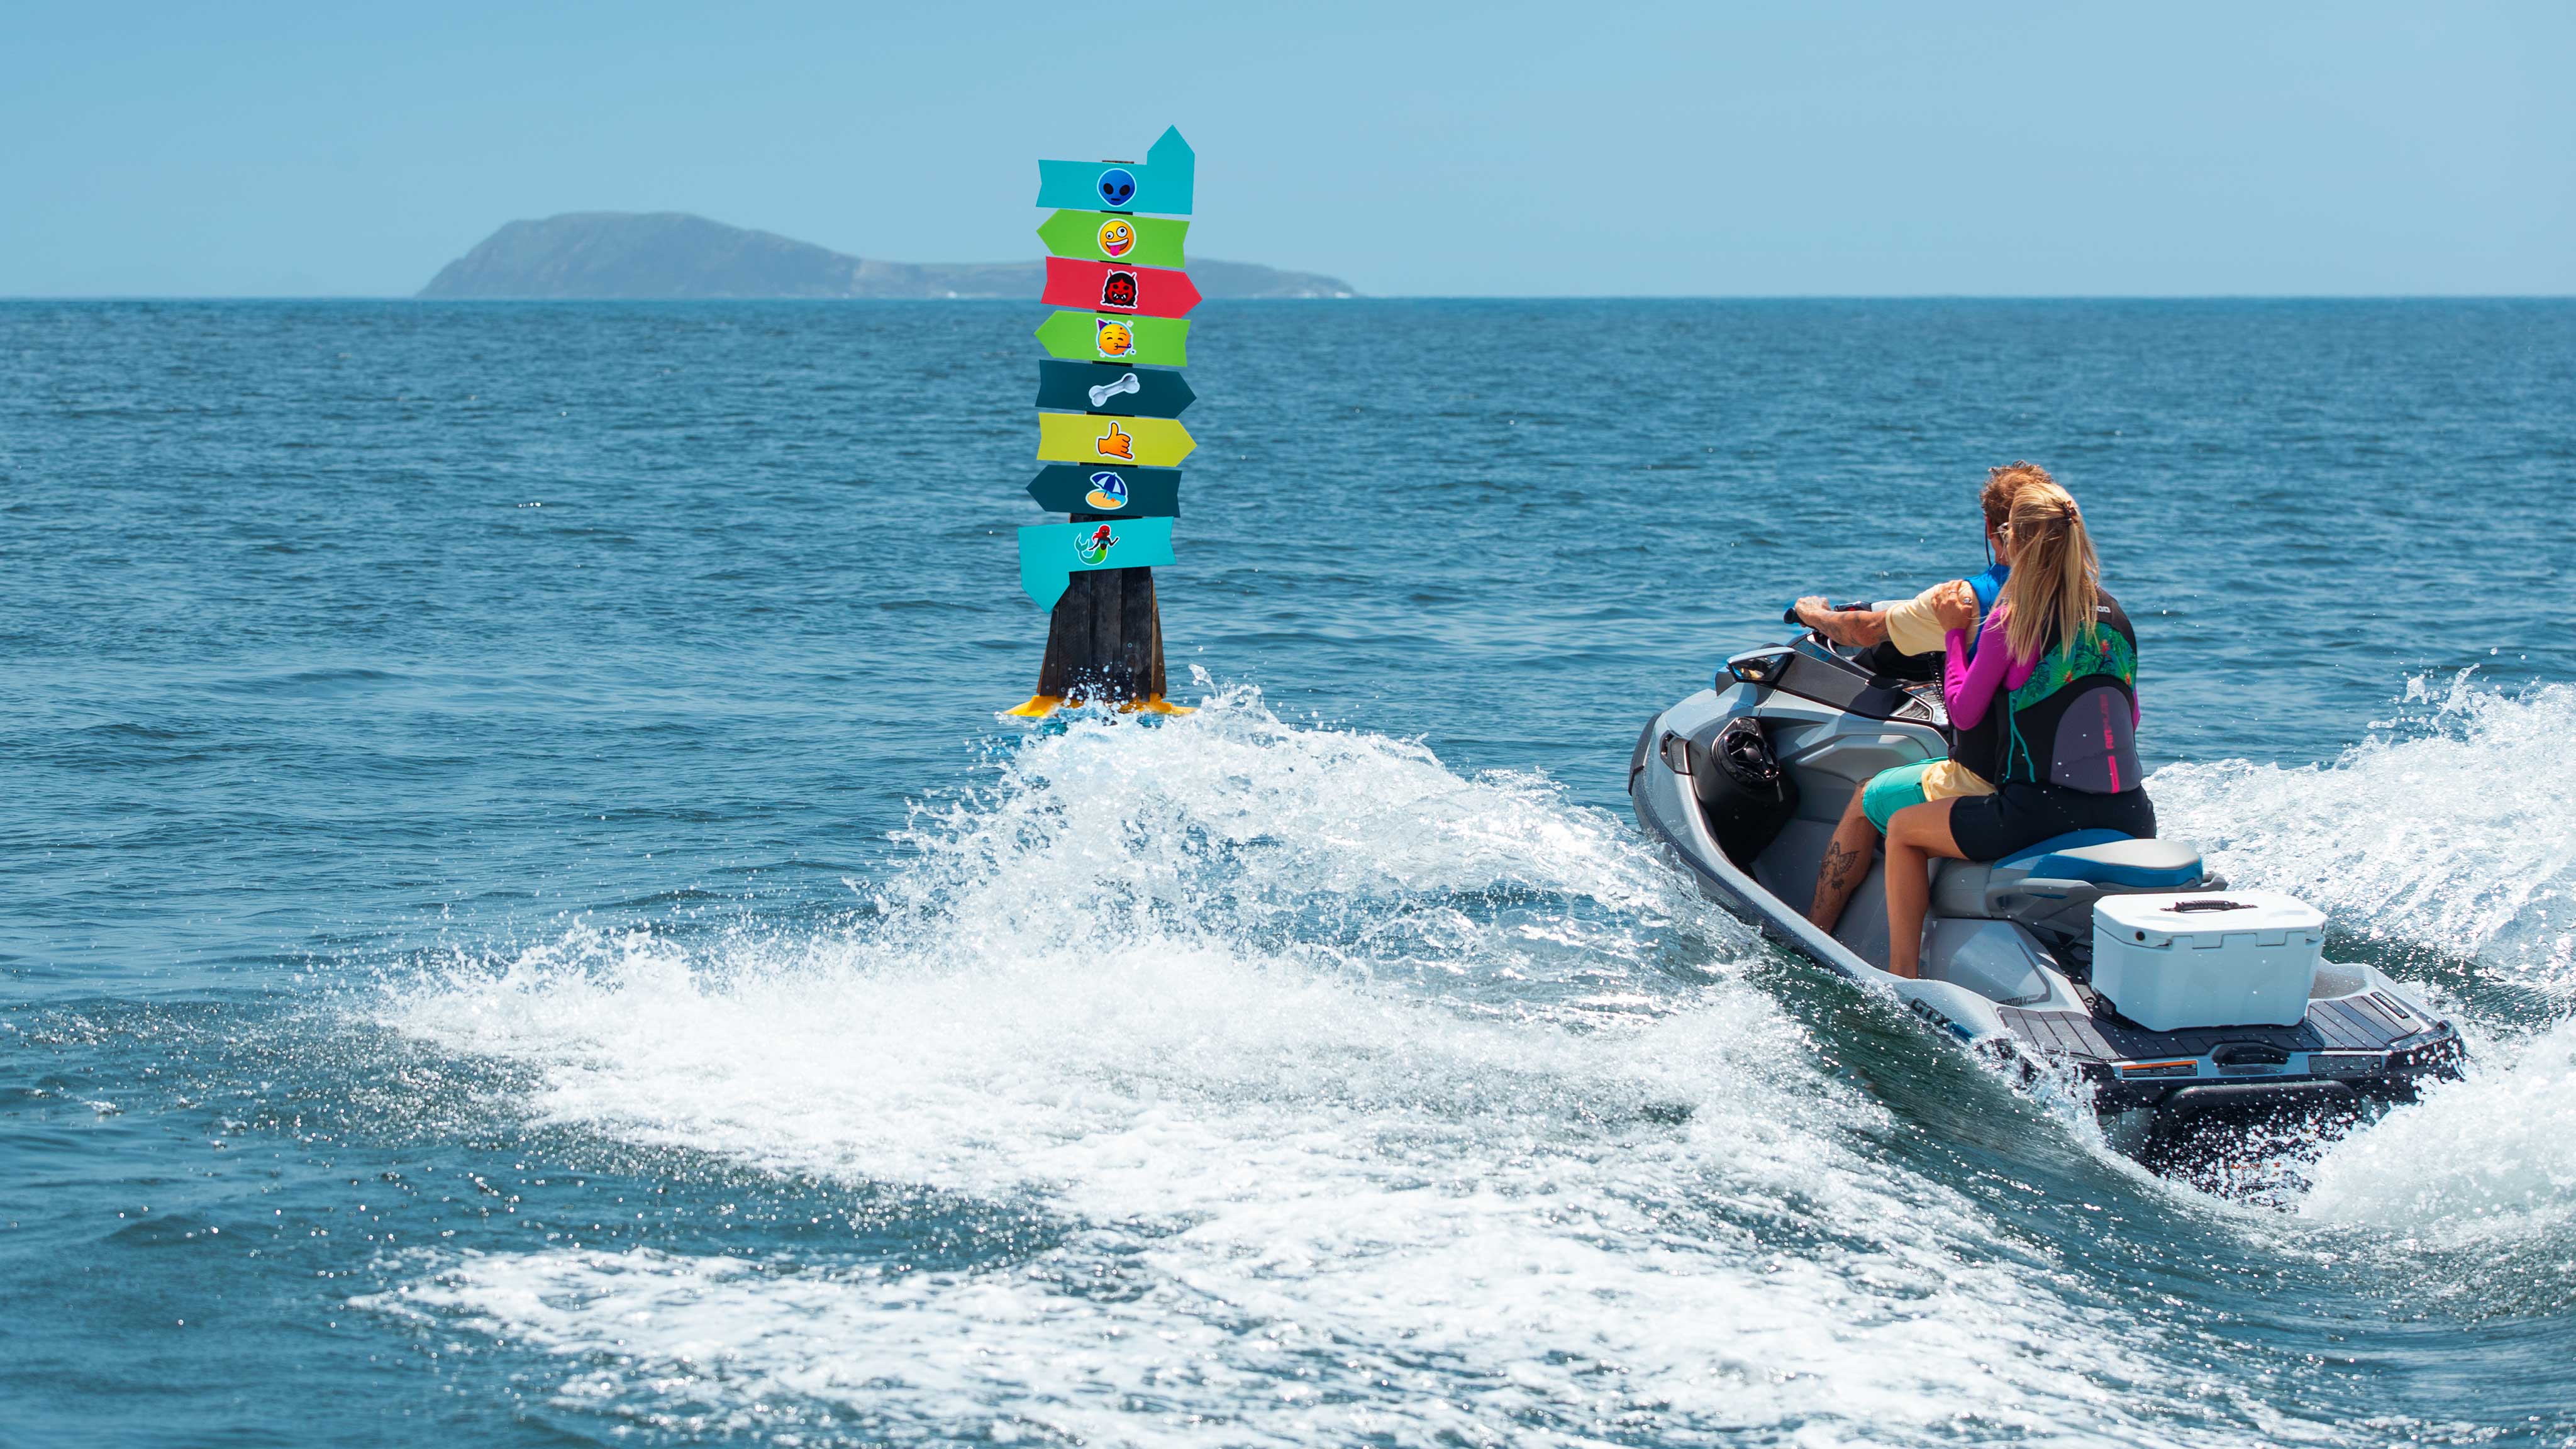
[2149,672,2576,994]
[2301,1014,2576,1248]
[375,689,2273,1447]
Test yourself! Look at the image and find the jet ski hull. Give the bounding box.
[1628,658,2464,1163]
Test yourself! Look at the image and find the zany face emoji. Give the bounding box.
[1096,218,1136,258]
[1095,320,1135,358]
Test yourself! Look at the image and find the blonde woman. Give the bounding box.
[1879,478,2152,977]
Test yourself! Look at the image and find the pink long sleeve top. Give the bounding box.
[1944,608,2034,729]
[1944,608,2141,731]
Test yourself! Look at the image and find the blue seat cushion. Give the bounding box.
[2001,830,2204,889]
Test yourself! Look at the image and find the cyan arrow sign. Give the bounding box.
[1035,362,1196,418]
[1019,516,1175,611]
[1036,126,1195,216]
[1026,464,1181,518]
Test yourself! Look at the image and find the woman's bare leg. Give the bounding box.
[1806,786,1879,933]
[1884,798,1970,978]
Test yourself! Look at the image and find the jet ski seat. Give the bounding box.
[1931,830,2208,923]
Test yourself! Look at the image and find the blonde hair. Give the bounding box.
[1996,475,2100,664]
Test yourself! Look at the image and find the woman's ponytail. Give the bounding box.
[1997,479,2100,664]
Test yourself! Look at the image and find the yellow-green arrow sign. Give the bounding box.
[1035,311,1189,367]
[1036,413,1195,468]
[1037,210,1188,269]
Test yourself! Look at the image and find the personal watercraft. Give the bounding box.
[1628,618,2465,1170]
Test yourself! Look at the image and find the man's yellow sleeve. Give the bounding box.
[1882,583,1956,657]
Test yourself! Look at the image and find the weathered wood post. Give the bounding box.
[1009,127,1198,718]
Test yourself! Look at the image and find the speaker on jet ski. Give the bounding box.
[1689,718,1799,867]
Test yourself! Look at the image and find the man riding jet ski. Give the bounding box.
[1629,467,2463,1172]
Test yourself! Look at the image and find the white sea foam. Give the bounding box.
[374,691,2323,1445]
[2150,674,2576,992]
[2299,1015,2576,1245]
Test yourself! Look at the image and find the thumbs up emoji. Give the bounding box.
[1096,419,1135,461]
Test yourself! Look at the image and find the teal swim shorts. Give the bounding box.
[1861,760,1937,833]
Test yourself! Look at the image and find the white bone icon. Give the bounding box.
[1089,372,1142,407]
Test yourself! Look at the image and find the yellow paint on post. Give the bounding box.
[1035,413,1196,469]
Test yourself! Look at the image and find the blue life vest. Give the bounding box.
[1963,562,2009,658]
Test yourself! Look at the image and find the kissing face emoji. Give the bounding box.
[1096,218,1136,258]
[1094,319,1135,358]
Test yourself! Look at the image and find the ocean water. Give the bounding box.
[2,298,2572,1446]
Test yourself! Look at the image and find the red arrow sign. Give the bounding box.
[1041,258,1202,319]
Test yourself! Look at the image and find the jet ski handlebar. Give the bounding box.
[1781,600,1878,625]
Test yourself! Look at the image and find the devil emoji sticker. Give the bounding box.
[1099,269,1139,311]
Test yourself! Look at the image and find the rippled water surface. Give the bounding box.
[3,299,2572,1446]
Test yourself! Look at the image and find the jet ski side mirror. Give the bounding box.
[1725,646,1794,687]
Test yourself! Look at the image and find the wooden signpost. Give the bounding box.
[1010,126,1198,718]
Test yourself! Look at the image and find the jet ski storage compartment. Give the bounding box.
[1670,716,1800,867]
[2092,892,2325,1030]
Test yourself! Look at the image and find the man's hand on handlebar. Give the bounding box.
[1792,596,1890,648]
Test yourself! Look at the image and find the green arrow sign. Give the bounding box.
[1019,516,1175,611]
[1035,311,1189,367]
[1037,210,1188,269]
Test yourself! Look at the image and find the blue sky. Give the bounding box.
[5,1,2569,296]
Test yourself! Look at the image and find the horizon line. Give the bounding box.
[5,292,2573,303]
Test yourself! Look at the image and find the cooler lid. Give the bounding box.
[2093,891,2325,939]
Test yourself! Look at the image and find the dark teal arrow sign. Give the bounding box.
[1026,464,1181,518]
[1035,362,1196,419]
[1036,126,1195,215]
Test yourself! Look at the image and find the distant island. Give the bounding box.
[418,213,1357,300]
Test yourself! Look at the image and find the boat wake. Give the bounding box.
[2150,672,2576,999]
[366,682,2575,1445]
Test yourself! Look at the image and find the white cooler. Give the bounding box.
[2090,892,2325,1030]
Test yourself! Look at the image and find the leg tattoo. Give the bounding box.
[1821,840,1856,894]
